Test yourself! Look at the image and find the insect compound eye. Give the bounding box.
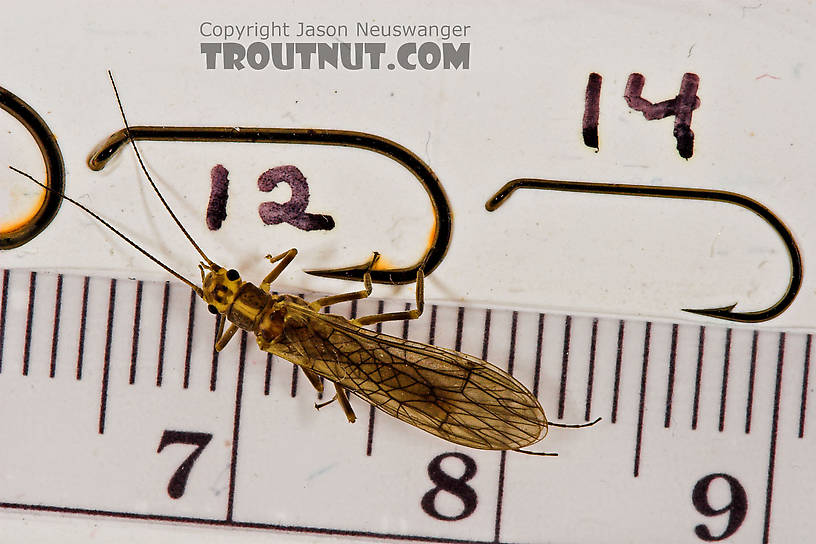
[226,269,240,281]
[207,304,218,314]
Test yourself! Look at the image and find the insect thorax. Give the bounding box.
[227,283,274,331]
[256,303,287,344]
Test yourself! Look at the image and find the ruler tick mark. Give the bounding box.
[481,309,491,361]
[156,281,170,387]
[365,300,386,457]
[365,404,376,457]
[290,364,299,397]
[0,269,9,374]
[507,311,518,376]
[611,320,625,423]
[298,302,313,396]
[718,329,732,432]
[762,332,786,544]
[584,318,598,421]
[264,353,274,396]
[75,276,90,381]
[745,331,759,434]
[209,318,220,392]
[98,279,117,435]
[226,331,248,522]
[402,302,411,343]
[49,274,63,378]
[691,326,705,430]
[182,289,196,389]
[493,450,507,543]
[428,305,438,345]
[633,322,651,478]
[288,294,307,398]
[532,313,545,399]
[454,306,465,352]
[557,315,571,419]
[663,324,679,428]
[129,281,143,385]
[496,305,518,540]
[799,334,811,438]
[319,301,331,394]
[22,271,37,376]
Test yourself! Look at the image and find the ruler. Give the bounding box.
[0,267,811,543]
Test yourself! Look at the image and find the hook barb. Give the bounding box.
[486,178,802,323]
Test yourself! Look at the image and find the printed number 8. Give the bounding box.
[421,453,478,521]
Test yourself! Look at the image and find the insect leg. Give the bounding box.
[215,323,239,351]
[313,384,356,422]
[315,396,337,410]
[334,384,357,423]
[351,268,424,326]
[301,368,325,394]
[259,248,299,293]
[309,252,380,311]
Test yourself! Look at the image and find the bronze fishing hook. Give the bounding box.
[87,126,451,285]
[0,85,65,249]
[486,178,802,323]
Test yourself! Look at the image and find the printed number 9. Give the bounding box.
[692,473,748,541]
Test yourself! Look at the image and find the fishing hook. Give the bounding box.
[0,85,65,249]
[87,126,451,285]
[486,178,802,323]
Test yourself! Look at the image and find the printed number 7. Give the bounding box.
[157,430,213,499]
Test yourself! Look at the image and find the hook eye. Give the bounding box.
[87,126,451,285]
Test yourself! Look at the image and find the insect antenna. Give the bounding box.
[514,417,601,456]
[515,449,559,457]
[549,416,602,429]
[106,70,216,268]
[8,166,203,296]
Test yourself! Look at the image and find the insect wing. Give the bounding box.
[279,306,548,450]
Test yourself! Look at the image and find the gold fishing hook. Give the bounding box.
[486,178,802,323]
[87,126,451,285]
[0,85,65,249]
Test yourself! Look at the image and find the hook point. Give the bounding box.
[682,303,739,319]
[306,264,405,285]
